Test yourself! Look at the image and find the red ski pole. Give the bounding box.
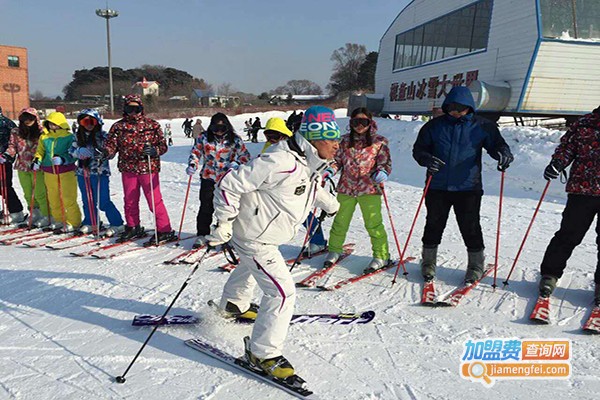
[502,180,551,288]
[492,171,505,289]
[379,185,407,276]
[391,175,433,285]
[52,164,68,233]
[176,174,193,245]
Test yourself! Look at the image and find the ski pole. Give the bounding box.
[115,247,212,384]
[147,149,159,246]
[53,165,68,233]
[492,171,505,289]
[0,163,8,225]
[378,184,407,277]
[83,169,97,235]
[391,175,433,285]
[289,209,325,273]
[27,170,37,229]
[176,174,193,246]
[503,180,551,288]
[96,172,101,239]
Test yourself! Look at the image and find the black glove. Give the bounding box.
[319,210,336,220]
[143,144,158,157]
[426,155,445,175]
[544,160,563,180]
[496,148,514,171]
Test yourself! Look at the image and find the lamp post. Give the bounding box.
[96,8,119,114]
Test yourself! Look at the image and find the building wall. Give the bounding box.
[522,41,600,114]
[376,0,538,114]
[0,45,29,119]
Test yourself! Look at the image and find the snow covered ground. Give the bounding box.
[1,111,598,400]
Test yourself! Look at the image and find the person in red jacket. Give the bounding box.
[104,94,175,245]
[538,106,600,306]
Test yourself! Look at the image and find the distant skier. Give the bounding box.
[191,119,204,142]
[251,117,262,143]
[205,106,340,380]
[412,86,513,284]
[182,118,193,138]
[164,123,173,146]
[537,105,600,306]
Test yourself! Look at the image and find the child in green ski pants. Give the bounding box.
[325,107,392,273]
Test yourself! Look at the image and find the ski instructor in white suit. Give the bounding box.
[206,106,341,380]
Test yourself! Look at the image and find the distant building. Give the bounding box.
[375,0,600,118]
[191,89,239,107]
[0,44,29,119]
[132,77,159,97]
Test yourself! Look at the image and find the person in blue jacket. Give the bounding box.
[412,86,513,284]
[69,109,124,237]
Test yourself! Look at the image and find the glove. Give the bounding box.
[426,155,446,175]
[205,221,233,246]
[0,153,6,164]
[186,163,197,176]
[544,160,563,180]
[76,147,93,160]
[372,170,388,184]
[496,148,514,171]
[228,161,240,170]
[52,156,64,166]
[322,167,335,180]
[31,159,41,171]
[143,144,158,157]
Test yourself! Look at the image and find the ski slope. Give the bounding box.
[1,111,598,400]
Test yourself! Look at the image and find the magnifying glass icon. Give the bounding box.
[469,362,492,385]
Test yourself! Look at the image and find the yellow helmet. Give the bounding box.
[264,117,293,137]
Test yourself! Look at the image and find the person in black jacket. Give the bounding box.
[412,86,513,284]
[251,117,262,143]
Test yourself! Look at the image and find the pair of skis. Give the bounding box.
[312,256,416,291]
[421,266,495,307]
[131,310,375,327]
[529,296,600,333]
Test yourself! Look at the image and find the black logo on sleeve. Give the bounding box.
[294,185,306,196]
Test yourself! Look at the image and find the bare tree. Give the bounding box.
[328,43,367,95]
[31,90,45,100]
[217,82,234,97]
[270,80,323,95]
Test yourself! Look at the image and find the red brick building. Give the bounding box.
[0,45,29,119]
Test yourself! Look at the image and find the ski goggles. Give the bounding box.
[446,102,470,113]
[210,124,229,133]
[124,104,143,114]
[349,118,371,128]
[79,116,98,128]
[19,113,36,123]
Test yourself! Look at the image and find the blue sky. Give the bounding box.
[0,0,410,97]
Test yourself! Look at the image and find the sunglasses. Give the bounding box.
[20,113,36,122]
[124,104,143,114]
[211,124,228,133]
[265,131,285,142]
[350,118,371,128]
[446,103,470,113]
[79,116,98,127]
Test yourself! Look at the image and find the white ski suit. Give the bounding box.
[213,133,339,358]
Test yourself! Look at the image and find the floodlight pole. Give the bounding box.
[96,8,119,114]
